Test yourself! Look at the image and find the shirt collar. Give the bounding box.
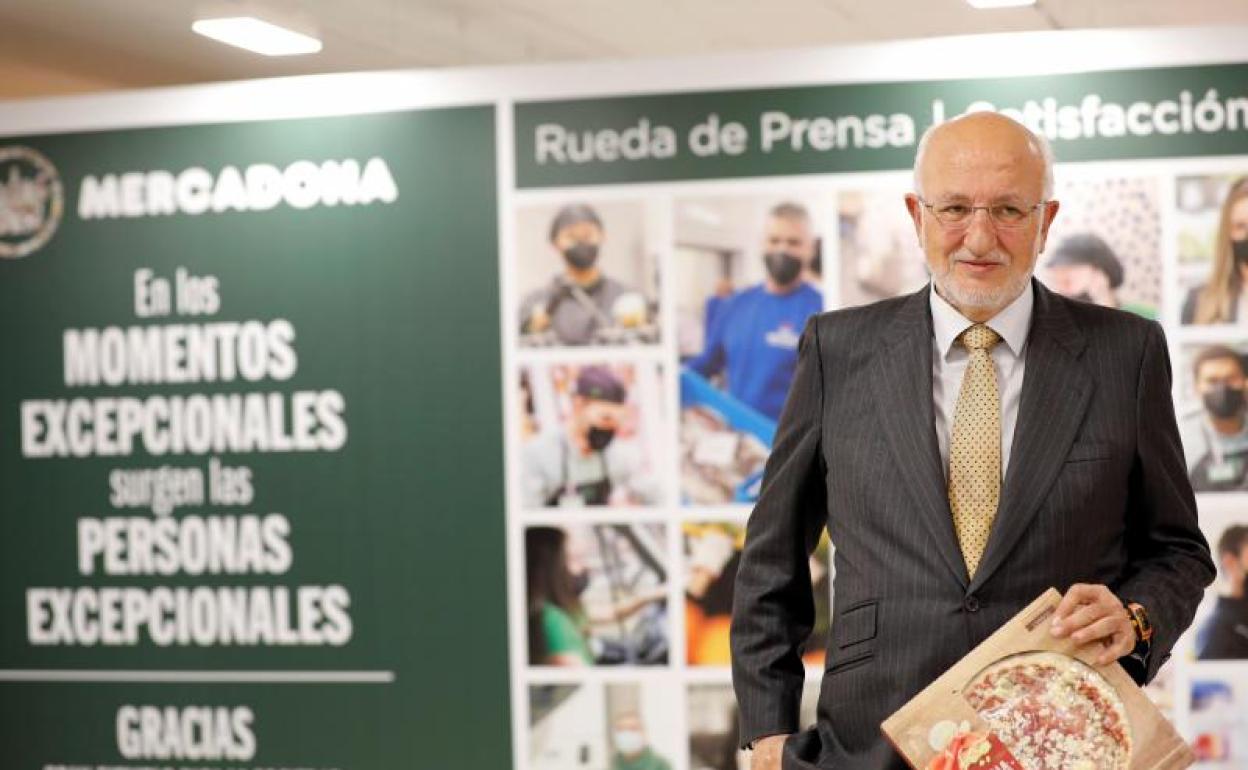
[929,280,1034,359]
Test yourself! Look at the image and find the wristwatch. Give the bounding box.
[1123,600,1154,670]
[1125,601,1153,644]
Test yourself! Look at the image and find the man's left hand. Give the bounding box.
[1049,583,1137,665]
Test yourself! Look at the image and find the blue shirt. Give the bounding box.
[686,283,823,420]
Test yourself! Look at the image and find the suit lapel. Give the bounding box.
[969,281,1093,593]
[873,285,970,588]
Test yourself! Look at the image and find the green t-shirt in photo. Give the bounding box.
[613,748,674,770]
[540,602,594,664]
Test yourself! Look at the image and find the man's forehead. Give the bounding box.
[557,220,601,237]
[767,215,811,234]
[584,398,625,412]
[1200,358,1244,377]
[919,118,1045,194]
[1049,263,1097,276]
[923,146,1042,189]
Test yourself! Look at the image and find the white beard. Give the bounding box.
[928,228,1043,317]
[934,262,1032,316]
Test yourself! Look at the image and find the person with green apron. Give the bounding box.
[610,712,673,770]
[1189,345,1248,491]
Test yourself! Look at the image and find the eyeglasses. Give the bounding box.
[917,197,1050,229]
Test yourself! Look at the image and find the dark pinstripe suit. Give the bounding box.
[730,279,1215,769]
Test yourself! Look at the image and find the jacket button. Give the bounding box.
[964,596,981,613]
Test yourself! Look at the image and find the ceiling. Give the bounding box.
[3,0,1248,99]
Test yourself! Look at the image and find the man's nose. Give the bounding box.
[961,209,998,256]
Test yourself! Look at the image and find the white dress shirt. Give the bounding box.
[930,282,1034,479]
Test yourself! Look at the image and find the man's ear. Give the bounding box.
[904,193,924,244]
[1036,199,1061,254]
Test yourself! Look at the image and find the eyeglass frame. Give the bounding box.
[914,195,1055,230]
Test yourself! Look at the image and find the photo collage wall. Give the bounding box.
[504,157,1248,769]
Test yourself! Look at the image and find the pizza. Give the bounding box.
[962,651,1131,770]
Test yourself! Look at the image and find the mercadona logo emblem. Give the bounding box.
[0,146,64,259]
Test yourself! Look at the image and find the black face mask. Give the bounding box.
[587,426,616,451]
[570,570,590,596]
[764,251,802,286]
[1204,384,1246,420]
[1233,238,1248,269]
[563,243,599,270]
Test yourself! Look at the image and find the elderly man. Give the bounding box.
[731,112,1214,769]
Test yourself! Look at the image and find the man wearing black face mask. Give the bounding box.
[1197,525,1248,659]
[521,367,659,507]
[1043,233,1157,319]
[685,202,823,420]
[1185,346,1248,491]
[519,203,647,346]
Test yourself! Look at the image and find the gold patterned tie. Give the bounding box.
[948,323,1002,578]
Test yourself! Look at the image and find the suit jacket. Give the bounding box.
[730,280,1215,769]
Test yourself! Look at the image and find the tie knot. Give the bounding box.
[960,324,1001,352]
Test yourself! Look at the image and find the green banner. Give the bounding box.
[514,61,1248,187]
[0,106,509,769]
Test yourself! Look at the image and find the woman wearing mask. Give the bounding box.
[1183,177,1248,324]
[527,527,595,666]
[526,527,667,666]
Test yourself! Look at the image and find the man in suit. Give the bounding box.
[731,112,1215,770]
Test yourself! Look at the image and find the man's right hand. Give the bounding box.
[750,734,790,770]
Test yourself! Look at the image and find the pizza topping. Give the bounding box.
[963,652,1131,770]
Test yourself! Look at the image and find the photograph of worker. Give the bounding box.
[1189,503,1248,661]
[673,193,827,505]
[1177,174,1248,325]
[1177,342,1248,493]
[529,680,681,770]
[525,523,670,667]
[1036,174,1162,319]
[515,199,660,347]
[682,522,829,668]
[837,183,930,308]
[686,683,818,770]
[518,362,665,509]
[1189,673,1248,764]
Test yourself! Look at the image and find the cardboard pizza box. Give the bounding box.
[881,588,1193,770]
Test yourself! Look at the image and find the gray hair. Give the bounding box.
[912,113,1055,201]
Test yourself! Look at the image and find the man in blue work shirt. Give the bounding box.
[685,202,824,420]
